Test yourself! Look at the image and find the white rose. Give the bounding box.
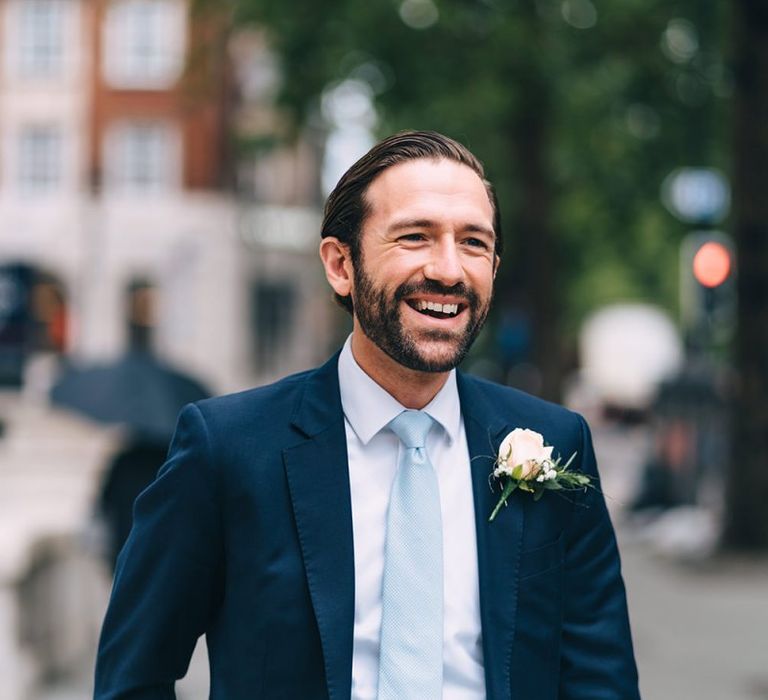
[497,428,554,480]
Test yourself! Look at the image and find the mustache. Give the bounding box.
[393,280,480,307]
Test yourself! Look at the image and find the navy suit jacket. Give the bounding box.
[94,353,640,699]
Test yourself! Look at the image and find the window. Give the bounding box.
[103,122,181,193]
[102,0,187,89]
[251,280,296,373]
[18,125,62,194]
[17,0,66,78]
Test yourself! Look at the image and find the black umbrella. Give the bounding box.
[51,350,211,441]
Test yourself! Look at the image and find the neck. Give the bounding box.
[350,328,450,410]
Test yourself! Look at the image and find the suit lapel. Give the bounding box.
[283,354,354,700]
[458,373,523,700]
[282,360,525,700]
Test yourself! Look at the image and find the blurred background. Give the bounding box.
[0,0,766,698]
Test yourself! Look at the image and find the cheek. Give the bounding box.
[468,265,495,296]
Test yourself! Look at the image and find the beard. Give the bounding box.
[352,262,492,373]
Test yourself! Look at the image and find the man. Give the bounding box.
[95,131,640,699]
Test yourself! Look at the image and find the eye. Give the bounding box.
[464,236,490,249]
[398,233,427,242]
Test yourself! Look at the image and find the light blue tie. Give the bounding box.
[377,410,443,700]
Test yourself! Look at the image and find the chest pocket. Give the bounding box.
[518,533,564,580]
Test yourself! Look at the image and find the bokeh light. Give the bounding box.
[692,241,732,288]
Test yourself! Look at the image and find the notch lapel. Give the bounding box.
[458,373,524,700]
[283,354,355,700]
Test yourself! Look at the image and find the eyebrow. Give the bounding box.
[388,218,495,237]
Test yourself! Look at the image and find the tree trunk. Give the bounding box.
[513,105,562,403]
[723,0,768,549]
[503,69,564,403]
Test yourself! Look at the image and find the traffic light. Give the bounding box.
[692,241,731,288]
[680,232,736,347]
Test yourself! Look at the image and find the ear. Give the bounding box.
[493,254,501,279]
[319,237,354,299]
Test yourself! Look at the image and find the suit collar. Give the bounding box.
[289,351,344,438]
[456,370,509,441]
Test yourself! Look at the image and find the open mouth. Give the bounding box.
[405,299,465,320]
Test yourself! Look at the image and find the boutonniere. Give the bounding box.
[488,428,592,522]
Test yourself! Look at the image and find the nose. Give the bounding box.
[423,238,465,287]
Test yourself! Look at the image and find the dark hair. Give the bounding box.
[321,130,502,314]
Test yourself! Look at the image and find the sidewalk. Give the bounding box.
[596,423,768,700]
[620,528,768,700]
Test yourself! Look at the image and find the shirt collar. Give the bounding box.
[338,334,461,446]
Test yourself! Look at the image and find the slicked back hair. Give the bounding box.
[321,130,502,314]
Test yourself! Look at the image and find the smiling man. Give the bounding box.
[95,131,640,699]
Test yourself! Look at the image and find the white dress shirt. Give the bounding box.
[338,336,486,699]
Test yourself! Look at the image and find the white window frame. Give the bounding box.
[17,124,63,195]
[3,0,77,81]
[20,0,65,78]
[103,120,182,194]
[102,0,187,90]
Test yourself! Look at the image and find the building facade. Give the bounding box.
[0,4,336,695]
[0,0,334,396]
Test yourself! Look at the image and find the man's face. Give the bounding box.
[350,158,498,373]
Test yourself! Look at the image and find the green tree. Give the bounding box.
[225,0,728,401]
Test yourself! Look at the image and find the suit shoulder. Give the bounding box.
[462,373,583,429]
[190,367,314,428]
[460,373,588,462]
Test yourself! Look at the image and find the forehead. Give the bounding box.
[364,158,494,226]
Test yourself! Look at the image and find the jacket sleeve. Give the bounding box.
[559,415,641,699]
[94,403,224,699]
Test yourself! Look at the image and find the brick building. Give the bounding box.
[0,4,336,695]
[0,0,335,396]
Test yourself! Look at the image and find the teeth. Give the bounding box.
[413,300,459,316]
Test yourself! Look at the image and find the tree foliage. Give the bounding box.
[226,0,729,394]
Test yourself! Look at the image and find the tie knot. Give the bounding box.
[388,410,435,449]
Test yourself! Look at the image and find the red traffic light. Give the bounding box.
[692,241,732,288]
